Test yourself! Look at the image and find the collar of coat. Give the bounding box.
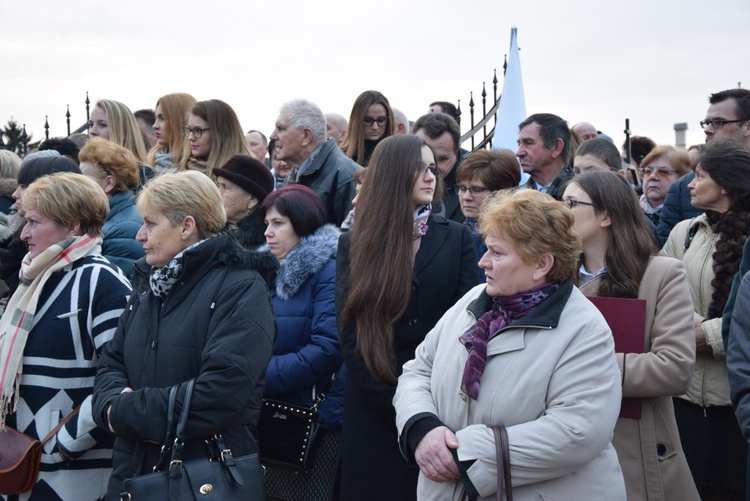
[466,280,574,332]
[264,224,340,300]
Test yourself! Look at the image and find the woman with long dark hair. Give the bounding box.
[662,138,750,499]
[563,172,699,500]
[336,134,476,500]
[340,90,395,166]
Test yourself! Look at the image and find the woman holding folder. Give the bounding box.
[563,171,698,500]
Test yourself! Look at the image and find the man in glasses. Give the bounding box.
[657,88,750,245]
[270,98,360,227]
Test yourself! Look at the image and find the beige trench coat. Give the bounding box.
[580,256,699,500]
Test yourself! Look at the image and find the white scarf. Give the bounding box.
[0,235,101,428]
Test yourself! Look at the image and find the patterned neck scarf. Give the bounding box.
[459,282,559,400]
[413,204,431,239]
[463,218,479,238]
[149,239,207,298]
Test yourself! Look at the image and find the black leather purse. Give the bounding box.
[258,378,333,472]
[119,379,265,500]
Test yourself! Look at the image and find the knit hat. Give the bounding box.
[213,155,275,203]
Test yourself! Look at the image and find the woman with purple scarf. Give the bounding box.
[394,188,626,501]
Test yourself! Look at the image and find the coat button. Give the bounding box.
[408,318,417,326]
[656,443,667,456]
[460,393,467,402]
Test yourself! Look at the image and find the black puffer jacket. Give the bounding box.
[92,234,276,499]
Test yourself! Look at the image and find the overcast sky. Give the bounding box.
[2,0,748,151]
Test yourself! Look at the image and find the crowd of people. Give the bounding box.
[0,86,749,501]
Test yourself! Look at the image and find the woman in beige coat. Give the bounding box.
[563,172,698,500]
[661,139,750,499]
[394,189,625,501]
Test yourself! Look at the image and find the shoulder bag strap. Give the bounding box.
[174,378,196,440]
[153,383,180,472]
[41,404,82,444]
[492,426,513,501]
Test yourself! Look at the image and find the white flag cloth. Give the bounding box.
[492,26,529,185]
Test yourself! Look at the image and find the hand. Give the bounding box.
[415,426,460,483]
[695,320,712,355]
[106,387,133,434]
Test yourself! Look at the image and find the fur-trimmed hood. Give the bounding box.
[266,224,340,300]
[230,212,280,281]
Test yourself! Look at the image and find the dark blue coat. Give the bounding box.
[265,224,344,429]
[657,172,703,246]
[102,190,144,276]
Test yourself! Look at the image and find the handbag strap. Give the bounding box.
[41,405,81,444]
[174,378,196,441]
[492,426,513,501]
[153,384,180,472]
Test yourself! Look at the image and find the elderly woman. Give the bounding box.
[0,172,132,500]
[78,137,144,276]
[456,148,521,283]
[394,188,626,501]
[259,184,343,500]
[637,145,691,227]
[662,138,750,499]
[92,170,275,499]
[563,172,699,500]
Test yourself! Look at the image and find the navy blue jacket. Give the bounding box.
[265,224,344,429]
[102,190,144,276]
[657,172,703,246]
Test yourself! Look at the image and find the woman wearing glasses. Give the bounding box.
[340,90,395,166]
[455,149,520,284]
[336,134,476,500]
[182,99,252,179]
[637,146,691,227]
[661,139,750,499]
[147,93,197,173]
[562,172,699,500]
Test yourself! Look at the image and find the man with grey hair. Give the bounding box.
[393,108,409,134]
[271,99,360,226]
[325,113,348,147]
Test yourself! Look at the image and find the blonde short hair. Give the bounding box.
[0,150,22,179]
[137,170,225,238]
[79,137,139,193]
[479,188,581,283]
[22,172,109,237]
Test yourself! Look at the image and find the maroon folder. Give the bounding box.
[588,296,647,420]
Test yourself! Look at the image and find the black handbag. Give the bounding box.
[258,380,331,472]
[119,379,265,500]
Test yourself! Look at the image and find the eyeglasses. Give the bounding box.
[699,118,748,129]
[457,185,491,196]
[363,116,388,126]
[638,166,677,180]
[563,199,598,209]
[420,163,440,177]
[183,126,211,138]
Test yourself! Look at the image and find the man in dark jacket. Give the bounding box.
[516,113,574,200]
[270,99,360,226]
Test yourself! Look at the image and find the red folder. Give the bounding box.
[587,296,647,420]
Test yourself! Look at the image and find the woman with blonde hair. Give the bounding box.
[92,170,274,499]
[78,137,144,276]
[0,172,132,500]
[0,150,21,215]
[340,90,395,166]
[147,92,197,172]
[89,99,155,187]
[183,99,252,178]
[637,145,692,227]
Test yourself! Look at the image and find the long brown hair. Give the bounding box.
[341,134,437,383]
[341,90,395,166]
[147,93,196,168]
[571,172,656,297]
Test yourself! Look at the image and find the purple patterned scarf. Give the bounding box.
[459,282,559,400]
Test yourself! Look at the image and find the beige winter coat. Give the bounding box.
[661,214,729,406]
[580,256,699,500]
[394,281,625,501]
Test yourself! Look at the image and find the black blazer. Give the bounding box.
[335,214,476,501]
